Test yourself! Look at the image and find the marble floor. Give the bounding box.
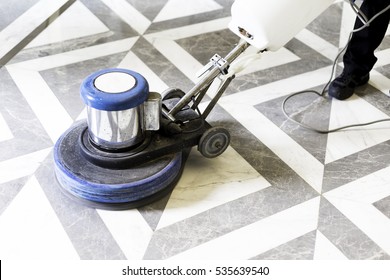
[0,0,390,260]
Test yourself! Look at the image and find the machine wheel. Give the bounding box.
[162,88,185,101]
[198,127,230,158]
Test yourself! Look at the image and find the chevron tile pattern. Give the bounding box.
[0,0,389,260]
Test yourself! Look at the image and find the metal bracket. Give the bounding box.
[210,54,229,75]
[165,41,249,121]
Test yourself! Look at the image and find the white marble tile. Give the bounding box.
[220,65,334,105]
[0,148,51,185]
[26,1,109,48]
[76,108,87,121]
[218,67,334,194]
[221,104,324,193]
[147,16,231,41]
[325,95,390,164]
[145,17,231,82]
[154,0,222,22]
[97,209,153,260]
[168,197,320,260]
[5,68,73,143]
[324,165,390,255]
[295,28,339,60]
[0,112,13,142]
[369,70,390,97]
[6,38,139,142]
[146,39,203,83]
[8,37,139,71]
[146,18,297,84]
[0,0,70,60]
[100,0,151,34]
[374,49,390,68]
[233,46,300,77]
[118,51,169,93]
[0,176,79,259]
[339,1,357,48]
[314,230,348,260]
[156,147,271,230]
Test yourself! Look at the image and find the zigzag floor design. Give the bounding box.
[0,0,389,260]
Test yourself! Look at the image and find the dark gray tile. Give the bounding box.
[318,197,389,260]
[177,29,240,66]
[143,106,319,260]
[0,177,28,215]
[0,68,52,161]
[40,52,128,120]
[323,140,390,193]
[373,196,390,219]
[81,0,138,36]
[255,88,331,164]
[9,0,138,63]
[307,2,342,47]
[144,190,318,260]
[1,0,76,66]
[145,2,232,34]
[125,0,168,21]
[35,152,126,260]
[0,0,39,31]
[138,194,171,231]
[251,231,316,260]
[132,37,194,93]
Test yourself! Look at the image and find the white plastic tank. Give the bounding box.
[229,0,335,51]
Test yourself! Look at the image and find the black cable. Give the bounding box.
[281,1,390,134]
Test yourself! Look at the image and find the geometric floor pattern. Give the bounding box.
[0,0,389,260]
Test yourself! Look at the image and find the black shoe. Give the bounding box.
[328,72,369,100]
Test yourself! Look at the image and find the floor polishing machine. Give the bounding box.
[54,0,335,210]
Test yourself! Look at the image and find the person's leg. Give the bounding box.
[329,0,390,100]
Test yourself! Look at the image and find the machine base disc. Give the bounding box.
[54,121,186,210]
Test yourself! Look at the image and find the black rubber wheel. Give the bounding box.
[162,88,185,101]
[198,127,230,158]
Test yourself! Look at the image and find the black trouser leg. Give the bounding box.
[343,0,390,76]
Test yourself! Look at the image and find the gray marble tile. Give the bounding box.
[354,82,390,115]
[125,0,168,21]
[373,196,390,219]
[143,106,319,260]
[132,37,194,93]
[0,177,28,215]
[228,38,334,95]
[255,88,331,164]
[40,52,128,120]
[318,197,389,260]
[9,0,138,64]
[177,28,241,66]
[0,0,76,66]
[138,195,172,231]
[306,2,342,47]
[81,0,138,36]
[206,105,320,192]
[35,153,126,260]
[1,0,389,261]
[144,190,318,259]
[251,231,316,260]
[0,0,39,31]
[0,68,52,161]
[323,140,390,193]
[145,1,233,34]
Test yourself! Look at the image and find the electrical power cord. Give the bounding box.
[281,1,390,134]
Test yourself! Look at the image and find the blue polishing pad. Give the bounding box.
[53,121,184,209]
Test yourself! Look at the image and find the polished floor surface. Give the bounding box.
[0,0,390,260]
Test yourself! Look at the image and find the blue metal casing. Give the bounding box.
[80,68,149,111]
